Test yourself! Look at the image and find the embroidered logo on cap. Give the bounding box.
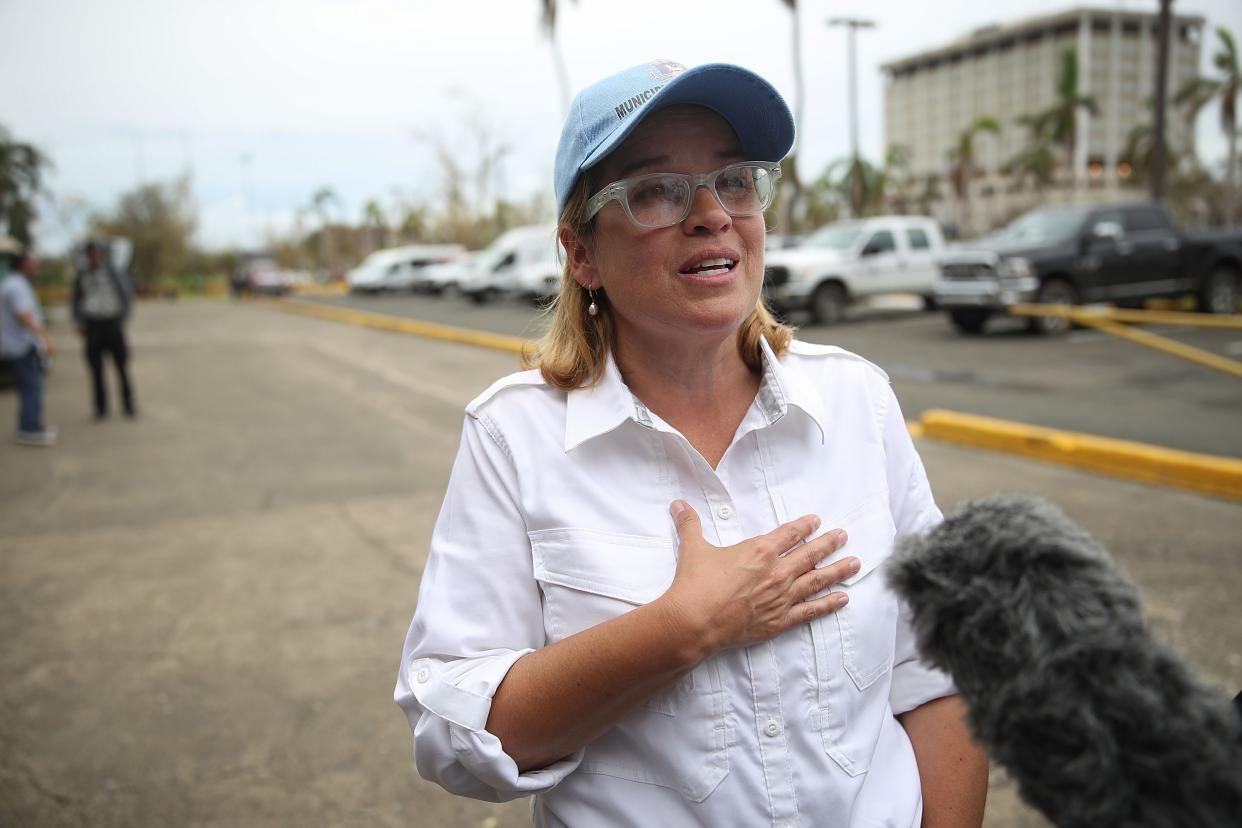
[647,60,685,81]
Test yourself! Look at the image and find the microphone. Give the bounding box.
[886,495,1242,828]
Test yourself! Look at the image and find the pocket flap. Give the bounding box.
[529,528,676,606]
[816,494,896,586]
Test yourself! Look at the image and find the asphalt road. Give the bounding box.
[1,300,1239,828]
[308,290,1242,458]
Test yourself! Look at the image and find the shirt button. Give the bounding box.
[764,719,781,737]
[414,667,430,684]
[717,504,733,520]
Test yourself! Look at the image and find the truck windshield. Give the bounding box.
[805,223,863,250]
[996,207,1092,244]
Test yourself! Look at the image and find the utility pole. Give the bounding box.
[828,16,876,216]
[1151,0,1173,201]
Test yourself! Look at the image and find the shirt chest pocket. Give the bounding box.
[808,499,900,776]
[528,528,732,802]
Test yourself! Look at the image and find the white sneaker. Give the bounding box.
[16,426,57,446]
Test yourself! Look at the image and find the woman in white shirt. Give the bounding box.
[396,60,988,827]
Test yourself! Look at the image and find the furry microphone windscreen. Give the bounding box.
[886,495,1242,828]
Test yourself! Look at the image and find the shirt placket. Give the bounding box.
[731,398,802,828]
[690,419,803,827]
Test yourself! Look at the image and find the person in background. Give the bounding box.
[71,239,136,419]
[1,248,57,446]
[396,60,988,827]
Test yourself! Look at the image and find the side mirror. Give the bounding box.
[1090,221,1123,242]
[494,253,516,271]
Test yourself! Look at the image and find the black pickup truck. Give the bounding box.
[934,203,1242,334]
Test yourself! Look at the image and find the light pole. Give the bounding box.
[828,16,875,216]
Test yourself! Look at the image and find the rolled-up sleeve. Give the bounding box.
[394,414,583,800]
[879,384,957,715]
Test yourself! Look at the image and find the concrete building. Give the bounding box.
[881,6,1204,234]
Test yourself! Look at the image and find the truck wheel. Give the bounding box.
[1028,278,1078,335]
[812,282,847,325]
[922,295,938,311]
[949,309,989,334]
[1200,266,1240,314]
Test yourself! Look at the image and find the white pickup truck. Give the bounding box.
[763,216,947,324]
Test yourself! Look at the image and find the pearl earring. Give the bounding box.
[588,289,599,317]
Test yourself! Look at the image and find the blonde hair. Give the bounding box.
[525,174,794,390]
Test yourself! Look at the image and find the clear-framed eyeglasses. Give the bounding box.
[585,161,782,229]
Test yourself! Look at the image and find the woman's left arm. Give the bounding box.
[876,381,988,825]
[897,694,989,828]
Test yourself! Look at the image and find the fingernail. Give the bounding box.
[849,557,861,575]
[836,592,850,607]
[811,516,821,532]
[670,500,686,517]
[835,529,848,546]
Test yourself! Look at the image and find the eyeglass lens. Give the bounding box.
[627,164,775,227]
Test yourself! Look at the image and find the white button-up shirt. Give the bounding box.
[395,338,955,827]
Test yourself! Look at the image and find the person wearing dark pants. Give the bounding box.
[83,317,132,418]
[71,240,136,419]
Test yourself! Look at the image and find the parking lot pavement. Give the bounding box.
[305,291,1242,458]
[1,300,1238,827]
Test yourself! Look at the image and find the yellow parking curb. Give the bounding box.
[291,282,350,297]
[919,409,1242,502]
[259,297,534,356]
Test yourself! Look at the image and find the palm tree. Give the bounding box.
[1038,48,1099,189]
[917,173,943,219]
[1175,26,1239,225]
[775,0,806,234]
[947,116,1000,234]
[539,0,577,117]
[821,156,885,216]
[1006,112,1058,195]
[883,144,914,213]
[0,126,51,248]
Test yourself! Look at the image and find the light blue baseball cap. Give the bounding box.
[554,60,795,220]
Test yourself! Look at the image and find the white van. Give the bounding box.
[346,244,465,294]
[459,225,559,304]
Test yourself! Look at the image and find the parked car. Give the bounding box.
[763,216,946,324]
[459,225,559,304]
[418,253,481,296]
[236,256,310,296]
[511,237,568,303]
[346,244,465,294]
[935,203,1242,335]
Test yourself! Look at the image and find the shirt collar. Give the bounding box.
[563,337,828,452]
[564,352,650,451]
[756,337,827,444]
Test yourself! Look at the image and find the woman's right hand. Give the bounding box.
[659,500,857,660]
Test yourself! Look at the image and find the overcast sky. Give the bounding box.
[2,0,1240,252]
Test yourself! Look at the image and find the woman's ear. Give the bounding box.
[560,226,600,290]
